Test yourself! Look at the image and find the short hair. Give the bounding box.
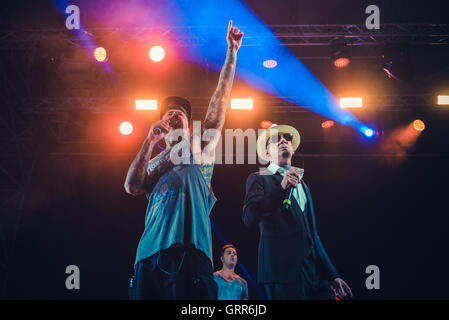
[221,244,237,257]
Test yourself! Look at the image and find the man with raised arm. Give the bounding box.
[125,21,243,300]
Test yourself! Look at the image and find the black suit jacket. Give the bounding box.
[242,169,340,284]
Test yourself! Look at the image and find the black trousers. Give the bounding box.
[129,245,218,300]
[263,255,335,300]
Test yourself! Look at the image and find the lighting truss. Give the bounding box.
[0,24,447,50]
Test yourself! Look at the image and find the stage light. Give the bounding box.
[437,95,449,105]
[263,59,277,68]
[340,97,363,108]
[119,122,133,135]
[231,99,253,109]
[321,120,335,129]
[260,120,273,129]
[413,119,425,131]
[149,46,165,62]
[334,57,350,68]
[364,128,374,137]
[136,100,158,110]
[330,38,351,68]
[93,47,107,62]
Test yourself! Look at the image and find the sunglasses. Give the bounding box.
[266,133,294,146]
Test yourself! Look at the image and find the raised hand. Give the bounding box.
[226,20,243,52]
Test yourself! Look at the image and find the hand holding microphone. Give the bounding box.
[148,119,171,143]
[280,168,302,210]
[151,116,182,135]
[280,170,301,190]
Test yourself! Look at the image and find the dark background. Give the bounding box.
[0,0,448,300]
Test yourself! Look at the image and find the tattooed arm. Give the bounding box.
[124,138,155,196]
[124,119,171,196]
[201,21,243,159]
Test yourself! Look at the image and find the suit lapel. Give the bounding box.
[270,171,283,184]
[301,181,317,236]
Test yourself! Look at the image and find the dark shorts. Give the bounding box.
[129,245,218,300]
[263,255,335,300]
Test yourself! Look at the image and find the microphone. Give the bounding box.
[153,116,181,135]
[153,127,163,135]
[282,167,304,210]
[283,187,294,210]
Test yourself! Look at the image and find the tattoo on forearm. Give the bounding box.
[204,49,237,129]
[125,138,154,193]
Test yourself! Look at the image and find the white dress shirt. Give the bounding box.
[267,162,307,212]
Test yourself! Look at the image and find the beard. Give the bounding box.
[281,150,291,158]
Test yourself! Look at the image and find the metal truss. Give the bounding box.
[12,94,441,116]
[1,24,447,49]
[263,24,448,46]
[269,94,439,112]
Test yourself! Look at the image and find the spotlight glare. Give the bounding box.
[149,46,165,62]
[93,47,107,62]
[260,120,273,129]
[413,119,425,131]
[340,97,363,108]
[437,95,449,105]
[120,122,133,135]
[321,120,335,129]
[231,99,253,109]
[136,100,158,110]
[364,128,374,137]
[334,57,350,68]
[263,59,277,68]
[331,38,351,68]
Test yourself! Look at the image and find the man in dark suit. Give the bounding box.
[243,124,352,300]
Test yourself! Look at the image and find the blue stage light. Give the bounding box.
[362,127,375,138]
[170,0,369,133]
[53,0,371,134]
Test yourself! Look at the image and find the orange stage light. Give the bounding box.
[93,47,107,62]
[340,97,363,108]
[260,120,273,129]
[119,122,133,135]
[231,99,253,110]
[413,119,425,132]
[437,95,449,105]
[149,46,165,62]
[321,120,335,129]
[136,100,158,110]
[334,57,350,68]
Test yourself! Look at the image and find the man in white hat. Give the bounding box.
[242,124,352,300]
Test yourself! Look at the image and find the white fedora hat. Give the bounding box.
[257,124,301,162]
